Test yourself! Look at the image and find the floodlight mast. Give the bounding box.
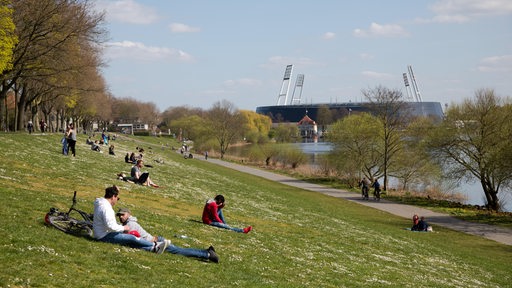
[290,74,305,105]
[403,73,414,101]
[276,65,293,106]
[407,65,423,102]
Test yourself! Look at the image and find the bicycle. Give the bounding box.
[373,187,381,201]
[361,186,369,200]
[44,191,94,238]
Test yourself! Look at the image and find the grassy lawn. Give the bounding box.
[0,132,511,287]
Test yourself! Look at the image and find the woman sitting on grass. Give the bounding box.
[118,159,159,188]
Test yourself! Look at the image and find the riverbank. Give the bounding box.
[208,149,512,229]
[201,154,512,245]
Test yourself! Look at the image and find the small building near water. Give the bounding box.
[297,114,318,140]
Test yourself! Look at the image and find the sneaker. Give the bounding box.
[243,226,252,234]
[154,241,169,254]
[207,246,219,263]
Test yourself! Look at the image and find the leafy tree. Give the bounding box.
[392,117,442,191]
[239,110,272,143]
[0,0,106,130]
[276,144,307,169]
[160,105,204,129]
[328,113,383,182]
[250,143,281,166]
[428,89,512,211]
[272,123,299,143]
[169,114,208,143]
[0,0,16,74]
[206,100,244,159]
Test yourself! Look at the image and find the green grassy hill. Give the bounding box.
[0,132,510,287]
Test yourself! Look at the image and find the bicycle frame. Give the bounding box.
[45,191,93,238]
[67,191,94,223]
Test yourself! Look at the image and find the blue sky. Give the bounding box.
[94,0,512,112]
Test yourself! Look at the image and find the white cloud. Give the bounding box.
[169,23,201,33]
[361,71,394,79]
[417,0,512,23]
[322,32,336,40]
[95,0,159,24]
[104,41,193,62]
[353,22,409,38]
[477,55,512,72]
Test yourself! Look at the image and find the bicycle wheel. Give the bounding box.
[67,223,93,238]
[45,213,72,233]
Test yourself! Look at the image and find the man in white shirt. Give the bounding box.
[93,185,168,253]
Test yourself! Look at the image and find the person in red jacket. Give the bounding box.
[202,194,252,233]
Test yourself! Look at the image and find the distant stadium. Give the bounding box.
[256,65,444,123]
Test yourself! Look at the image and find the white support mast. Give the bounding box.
[403,72,414,101]
[276,64,293,106]
[290,74,305,105]
[407,65,422,102]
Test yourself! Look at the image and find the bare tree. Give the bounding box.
[206,100,244,159]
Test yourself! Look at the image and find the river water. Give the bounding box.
[293,142,512,212]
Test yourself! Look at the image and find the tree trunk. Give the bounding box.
[16,94,27,132]
[481,179,500,211]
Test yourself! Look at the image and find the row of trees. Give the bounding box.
[328,86,511,211]
[0,0,172,133]
[0,0,111,132]
[160,100,272,159]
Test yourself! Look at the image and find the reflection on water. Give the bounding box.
[295,142,512,212]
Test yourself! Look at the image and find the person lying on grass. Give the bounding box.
[92,185,168,253]
[116,207,219,263]
[202,194,252,234]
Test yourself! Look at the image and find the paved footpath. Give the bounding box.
[199,156,512,246]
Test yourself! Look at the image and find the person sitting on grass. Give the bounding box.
[116,208,219,263]
[118,160,159,187]
[131,159,159,187]
[202,194,252,233]
[411,214,433,231]
[109,145,115,156]
[92,185,169,253]
[91,140,101,152]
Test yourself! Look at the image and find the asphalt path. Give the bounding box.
[194,154,512,246]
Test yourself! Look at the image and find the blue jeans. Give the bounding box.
[166,244,208,259]
[210,208,243,233]
[99,232,155,251]
[154,236,209,259]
